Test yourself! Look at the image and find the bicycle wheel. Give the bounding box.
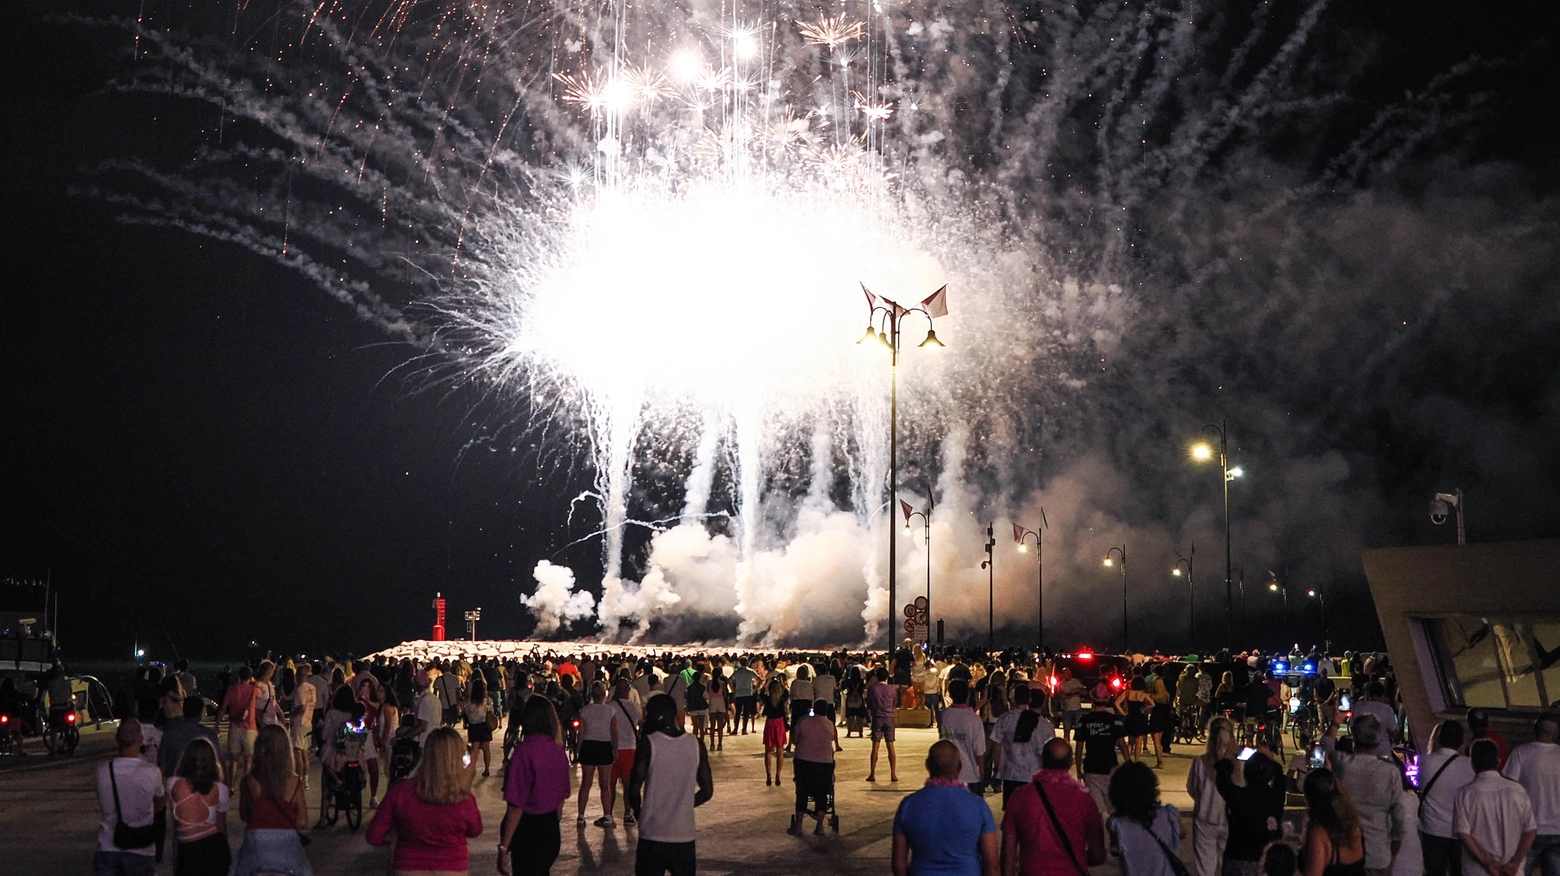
[346,792,363,831]
[325,793,340,826]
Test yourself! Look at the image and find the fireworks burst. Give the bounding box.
[798,15,866,50]
[86,0,1483,646]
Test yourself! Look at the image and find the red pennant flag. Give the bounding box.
[883,297,909,319]
[900,499,914,522]
[921,285,949,319]
[861,282,878,312]
[1013,523,1025,544]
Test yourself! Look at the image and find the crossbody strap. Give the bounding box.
[1142,811,1191,876]
[109,760,124,823]
[1034,780,1089,876]
[1416,753,1460,820]
[617,700,640,742]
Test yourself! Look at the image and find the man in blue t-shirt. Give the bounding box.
[893,740,999,876]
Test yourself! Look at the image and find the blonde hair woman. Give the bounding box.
[1185,716,1237,876]
[366,727,483,874]
[230,725,311,876]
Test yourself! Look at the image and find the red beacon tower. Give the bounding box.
[432,592,447,642]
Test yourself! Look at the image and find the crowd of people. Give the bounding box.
[72,643,1560,876]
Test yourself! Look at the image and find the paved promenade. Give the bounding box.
[1,723,1211,876]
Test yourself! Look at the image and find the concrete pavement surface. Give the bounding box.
[2,724,1220,876]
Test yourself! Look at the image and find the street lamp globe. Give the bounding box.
[1191,442,1213,461]
[1102,557,1114,567]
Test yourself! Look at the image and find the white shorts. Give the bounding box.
[228,728,257,758]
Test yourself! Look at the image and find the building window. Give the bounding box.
[1424,615,1559,711]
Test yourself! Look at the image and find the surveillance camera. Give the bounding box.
[1430,499,1448,525]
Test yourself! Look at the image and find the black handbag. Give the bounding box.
[109,761,158,850]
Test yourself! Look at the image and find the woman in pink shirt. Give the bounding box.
[366,727,482,874]
[498,697,571,876]
[789,700,838,836]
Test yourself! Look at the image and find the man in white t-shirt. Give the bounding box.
[609,678,644,826]
[990,685,1056,806]
[94,718,165,876]
[401,670,441,749]
[1352,681,1399,757]
[938,679,988,795]
[1505,714,1560,876]
[1420,720,1478,876]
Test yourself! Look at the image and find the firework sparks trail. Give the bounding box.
[86,0,1478,646]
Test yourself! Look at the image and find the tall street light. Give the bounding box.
[1308,585,1328,652]
[900,494,934,648]
[1190,421,1242,647]
[980,523,996,650]
[1172,543,1194,648]
[1231,565,1249,640]
[860,283,948,653]
[1014,511,1049,653]
[1103,545,1128,653]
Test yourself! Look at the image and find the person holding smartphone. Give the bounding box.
[1215,745,1287,876]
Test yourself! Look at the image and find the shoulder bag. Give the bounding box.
[109,761,159,850]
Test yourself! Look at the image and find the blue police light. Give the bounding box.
[1272,660,1289,674]
[1302,662,1317,674]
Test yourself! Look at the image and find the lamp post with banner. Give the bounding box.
[859,283,949,652]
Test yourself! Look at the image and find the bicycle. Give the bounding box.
[1173,705,1206,745]
[42,709,80,756]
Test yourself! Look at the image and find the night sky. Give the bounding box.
[4,1,1558,660]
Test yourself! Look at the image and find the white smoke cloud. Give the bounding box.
[521,560,597,636]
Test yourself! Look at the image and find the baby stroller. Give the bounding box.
[789,760,840,835]
[322,718,369,830]
[389,712,421,781]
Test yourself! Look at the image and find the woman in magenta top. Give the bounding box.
[366,727,482,874]
[498,697,571,876]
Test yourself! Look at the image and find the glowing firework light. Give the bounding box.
[87,0,1491,646]
[433,1,990,644]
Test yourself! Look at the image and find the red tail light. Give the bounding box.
[66,712,77,725]
[0,714,8,725]
[1111,677,1122,689]
[572,719,580,728]
[1077,651,1094,661]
